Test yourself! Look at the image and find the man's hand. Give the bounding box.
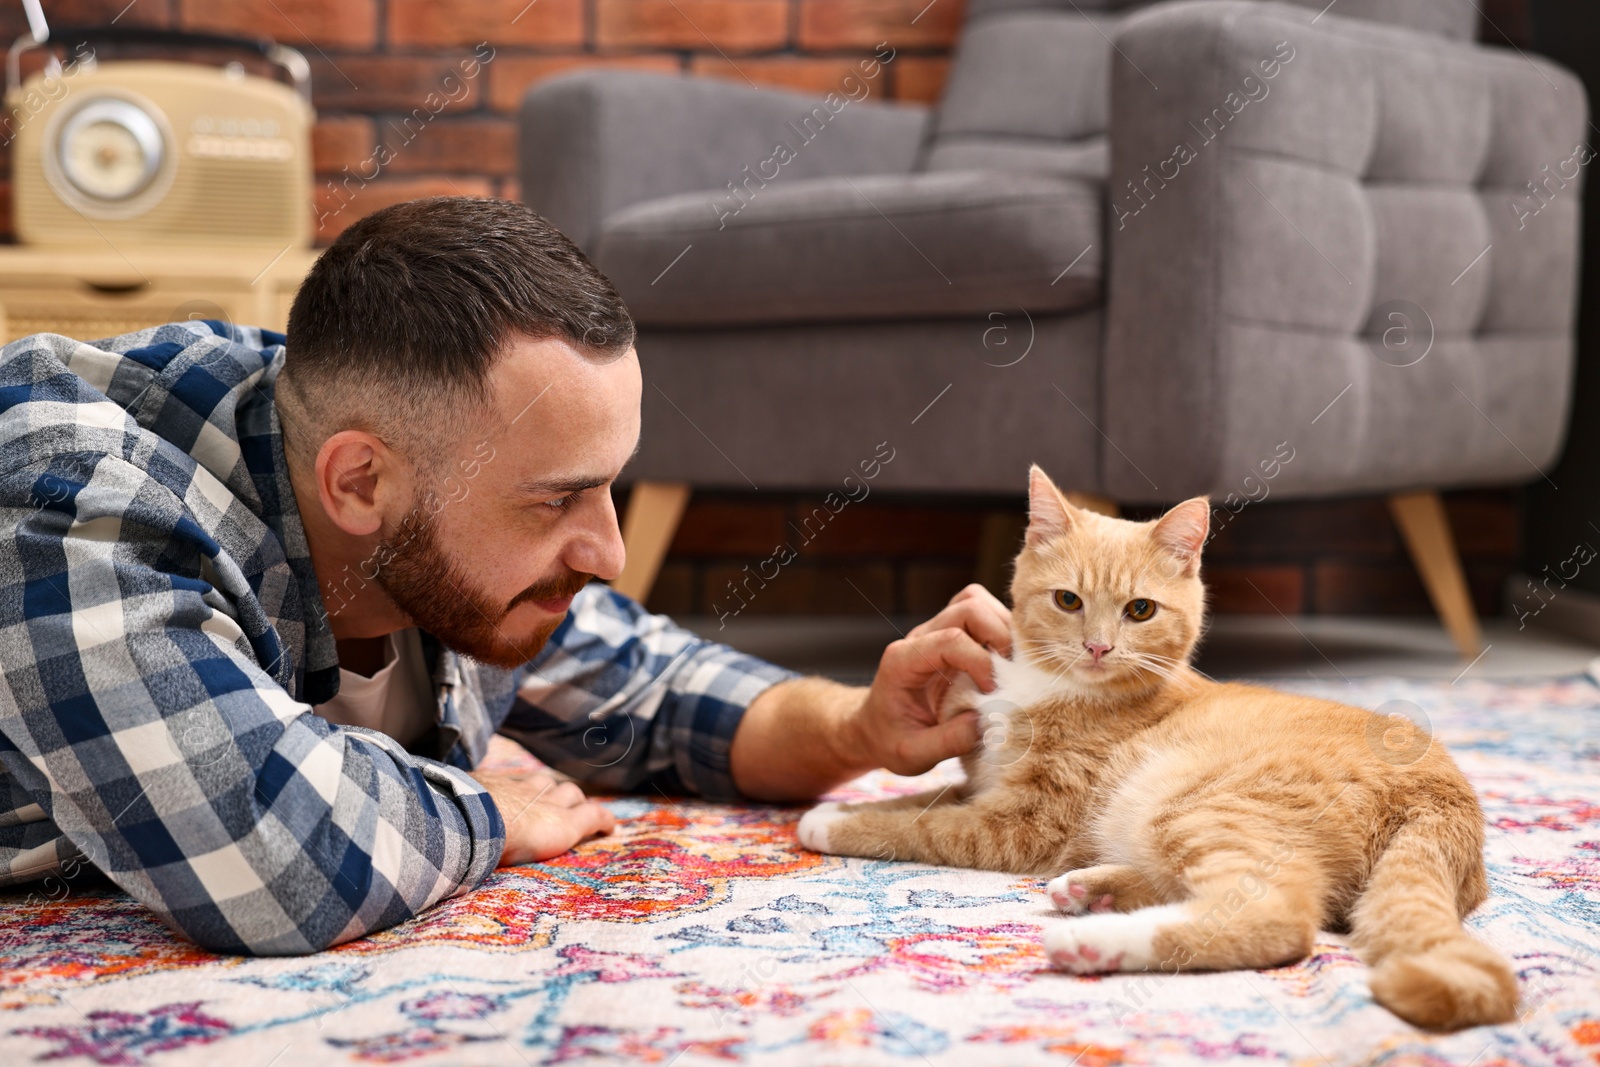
[471,767,617,866]
[730,584,1013,800]
[905,581,1013,657]
[846,583,1013,777]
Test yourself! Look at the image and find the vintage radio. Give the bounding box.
[6,20,314,250]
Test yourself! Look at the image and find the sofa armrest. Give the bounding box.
[519,70,931,253]
[1102,1,1586,503]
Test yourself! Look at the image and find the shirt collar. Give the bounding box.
[244,361,340,704]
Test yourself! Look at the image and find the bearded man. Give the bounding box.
[0,197,1008,954]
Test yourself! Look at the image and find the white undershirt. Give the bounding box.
[313,628,436,749]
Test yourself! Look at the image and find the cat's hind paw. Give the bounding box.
[797,801,849,853]
[1043,906,1187,975]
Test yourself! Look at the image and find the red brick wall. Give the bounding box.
[0,0,1534,618]
[0,0,1535,240]
[0,0,958,242]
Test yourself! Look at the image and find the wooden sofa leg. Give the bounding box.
[612,482,690,605]
[975,494,1118,597]
[1388,490,1483,660]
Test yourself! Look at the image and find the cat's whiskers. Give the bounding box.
[1135,649,1213,685]
[1017,639,1171,703]
[1126,659,1179,686]
[1121,650,1188,688]
[1037,639,1091,680]
[1037,637,1179,690]
[1020,638,1090,685]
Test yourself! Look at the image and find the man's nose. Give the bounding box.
[1084,641,1113,663]
[566,497,626,582]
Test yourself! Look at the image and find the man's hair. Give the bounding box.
[280,196,634,463]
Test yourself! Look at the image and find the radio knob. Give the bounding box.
[55,97,166,203]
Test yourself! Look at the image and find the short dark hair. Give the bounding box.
[281,197,634,453]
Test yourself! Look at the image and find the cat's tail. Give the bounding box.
[1347,811,1518,1030]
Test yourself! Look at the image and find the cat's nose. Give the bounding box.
[1084,641,1113,662]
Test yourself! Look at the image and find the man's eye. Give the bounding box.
[542,494,578,512]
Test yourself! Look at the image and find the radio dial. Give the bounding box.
[56,98,166,202]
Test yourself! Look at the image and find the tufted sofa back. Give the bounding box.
[922,0,1479,178]
[956,0,1477,37]
[1098,0,1586,500]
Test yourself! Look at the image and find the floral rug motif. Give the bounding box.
[2,676,1598,1065]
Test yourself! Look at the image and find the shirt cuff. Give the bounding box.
[416,759,505,896]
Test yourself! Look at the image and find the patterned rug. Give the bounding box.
[2,676,1598,1066]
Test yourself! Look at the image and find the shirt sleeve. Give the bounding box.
[500,584,798,801]
[0,453,505,955]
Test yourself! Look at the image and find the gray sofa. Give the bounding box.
[520,0,1586,656]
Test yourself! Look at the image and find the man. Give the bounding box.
[0,197,1010,954]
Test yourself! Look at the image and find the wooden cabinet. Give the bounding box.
[0,247,321,343]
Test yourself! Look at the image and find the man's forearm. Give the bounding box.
[729,677,874,802]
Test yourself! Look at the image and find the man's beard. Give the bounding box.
[374,506,593,669]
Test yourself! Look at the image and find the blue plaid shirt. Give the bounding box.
[0,321,795,954]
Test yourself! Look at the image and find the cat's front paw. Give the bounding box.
[797,801,850,853]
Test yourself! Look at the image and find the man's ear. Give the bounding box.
[314,430,398,537]
[1152,496,1210,576]
[1025,464,1077,546]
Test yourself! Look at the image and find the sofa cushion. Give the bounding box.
[594,170,1103,328]
[925,137,1108,180]
[923,12,1115,180]
[931,12,1115,147]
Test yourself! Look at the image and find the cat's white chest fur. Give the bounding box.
[945,646,1075,795]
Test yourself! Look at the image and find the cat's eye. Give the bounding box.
[1126,598,1156,621]
[1053,590,1083,612]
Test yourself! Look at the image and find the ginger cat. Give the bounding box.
[798,465,1517,1031]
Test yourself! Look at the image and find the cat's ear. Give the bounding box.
[1152,496,1210,575]
[1026,464,1076,546]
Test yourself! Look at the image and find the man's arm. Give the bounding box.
[0,456,505,953]
[503,582,1011,803]
[502,583,798,800]
[729,584,1012,801]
